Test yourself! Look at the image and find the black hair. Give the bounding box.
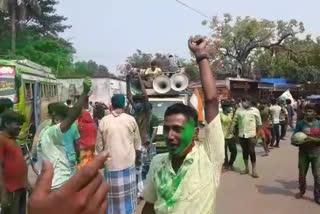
[251,98,258,107]
[278,99,285,105]
[221,100,232,108]
[93,104,106,120]
[150,60,157,66]
[49,102,69,118]
[165,103,198,125]
[271,98,277,105]
[1,110,25,128]
[236,98,242,104]
[242,95,252,103]
[0,98,14,114]
[286,99,292,105]
[66,99,72,105]
[260,99,267,105]
[304,104,317,111]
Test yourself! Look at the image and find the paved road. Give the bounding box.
[29,130,320,213]
[215,131,319,214]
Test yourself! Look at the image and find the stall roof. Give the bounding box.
[189,80,227,88]
[274,83,301,91]
[258,82,274,89]
[261,78,288,84]
[307,95,320,100]
[227,77,259,83]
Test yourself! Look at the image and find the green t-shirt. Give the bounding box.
[294,119,320,154]
[220,112,233,139]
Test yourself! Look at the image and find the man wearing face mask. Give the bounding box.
[293,104,320,205]
[221,100,237,170]
[141,37,224,214]
[231,96,262,178]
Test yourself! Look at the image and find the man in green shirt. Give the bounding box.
[221,100,237,170]
[142,37,225,214]
[232,97,262,178]
[37,78,91,190]
[293,104,320,205]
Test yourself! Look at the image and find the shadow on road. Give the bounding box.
[256,179,315,204]
[256,184,296,197]
[275,179,313,192]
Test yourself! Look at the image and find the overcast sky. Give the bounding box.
[56,0,320,73]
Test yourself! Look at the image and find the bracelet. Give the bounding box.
[196,54,209,64]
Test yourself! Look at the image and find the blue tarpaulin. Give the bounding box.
[261,78,288,84]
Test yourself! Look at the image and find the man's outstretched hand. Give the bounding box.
[188,37,209,58]
[28,152,110,214]
[83,77,92,94]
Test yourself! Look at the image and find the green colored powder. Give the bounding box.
[155,158,193,207]
[155,119,196,207]
[171,119,195,156]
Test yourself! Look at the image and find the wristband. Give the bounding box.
[196,54,209,64]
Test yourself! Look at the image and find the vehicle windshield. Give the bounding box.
[150,100,184,122]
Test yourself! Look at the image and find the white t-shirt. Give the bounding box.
[269,105,282,124]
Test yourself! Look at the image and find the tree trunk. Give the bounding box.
[11,3,16,56]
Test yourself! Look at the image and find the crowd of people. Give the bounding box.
[0,36,319,214]
[221,96,320,205]
[220,97,294,177]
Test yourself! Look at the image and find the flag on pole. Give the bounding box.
[279,90,296,104]
[190,88,204,123]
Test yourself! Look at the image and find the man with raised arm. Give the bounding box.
[37,78,92,190]
[141,37,224,214]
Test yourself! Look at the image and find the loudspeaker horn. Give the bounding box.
[153,75,171,94]
[170,73,189,92]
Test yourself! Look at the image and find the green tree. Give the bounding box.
[25,0,70,36]
[73,60,112,78]
[203,14,304,77]
[0,28,75,74]
[0,0,41,55]
[252,35,320,83]
[0,0,74,75]
[126,49,153,69]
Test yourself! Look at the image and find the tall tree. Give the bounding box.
[252,35,320,83]
[23,0,70,36]
[126,49,153,69]
[73,60,112,78]
[0,0,74,74]
[0,0,41,55]
[202,14,304,77]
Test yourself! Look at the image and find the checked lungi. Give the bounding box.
[104,166,137,214]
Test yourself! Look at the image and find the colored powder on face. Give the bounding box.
[172,119,195,156]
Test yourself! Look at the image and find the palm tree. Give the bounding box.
[0,0,41,56]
